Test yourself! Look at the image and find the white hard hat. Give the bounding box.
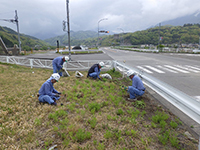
[99,61,104,67]
[64,56,69,62]
[51,73,60,82]
[127,70,135,77]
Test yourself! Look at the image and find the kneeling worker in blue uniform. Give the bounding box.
[38,73,61,106]
[87,61,104,80]
[52,56,69,76]
[123,70,145,101]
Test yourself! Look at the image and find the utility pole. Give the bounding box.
[0,10,21,53]
[15,10,21,53]
[158,23,161,50]
[66,0,71,61]
[199,36,200,49]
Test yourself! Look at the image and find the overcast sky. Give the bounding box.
[0,0,200,39]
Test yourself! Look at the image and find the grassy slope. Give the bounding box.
[0,63,198,150]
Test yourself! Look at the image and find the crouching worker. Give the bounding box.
[122,70,145,101]
[87,61,104,80]
[38,73,61,106]
[52,56,69,76]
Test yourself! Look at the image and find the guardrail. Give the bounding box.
[113,60,200,125]
[0,56,113,71]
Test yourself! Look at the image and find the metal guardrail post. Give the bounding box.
[30,59,33,68]
[6,56,9,63]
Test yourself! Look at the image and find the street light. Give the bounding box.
[117,28,124,46]
[97,18,108,48]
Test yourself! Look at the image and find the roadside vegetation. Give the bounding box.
[88,24,200,47]
[59,50,103,55]
[113,46,200,54]
[0,63,198,149]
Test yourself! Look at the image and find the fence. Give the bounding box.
[0,56,113,70]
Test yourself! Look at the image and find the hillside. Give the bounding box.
[0,26,50,51]
[2,24,200,50]
[92,24,200,47]
[44,24,200,48]
[162,11,200,27]
[44,30,98,46]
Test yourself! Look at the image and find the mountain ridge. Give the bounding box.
[161,11,200,26]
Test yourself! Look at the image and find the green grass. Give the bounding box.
[0,63,198,149]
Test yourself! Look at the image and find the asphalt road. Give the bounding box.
[25,50,113,61]
[102,47,200,101]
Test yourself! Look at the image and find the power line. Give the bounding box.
[0,18,16,24]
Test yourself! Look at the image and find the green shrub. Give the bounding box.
[152,111,169,124]
[88,102,101,113]
[170,121,178,129]
[116,108,124,115]
[88,117,97,129]
[160,120,167,129]
[134,100,146,109]
[131,129,137,137]
[104,130,113,139]
[158,130,170,145]
[34,118,41,126]
[170,136,180,149]
[151,122,157,128]
[75,128,92,143]
[97,143,105,150]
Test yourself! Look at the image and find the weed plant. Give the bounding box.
[0,63,198,149]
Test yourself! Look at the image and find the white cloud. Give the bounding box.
[0,0,200,39]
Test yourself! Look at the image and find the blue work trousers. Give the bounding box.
[128,86,145,99]
[53,63,62,76]
[88,71,100,79]
[38,95,60,104]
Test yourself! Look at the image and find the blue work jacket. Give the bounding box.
[39,77,59,97]
[52,56,64,70]
[131,75,145,91]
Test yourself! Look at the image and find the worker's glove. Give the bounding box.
[121,85,128,91]
[57,92,61,95]
[55,93,60,97]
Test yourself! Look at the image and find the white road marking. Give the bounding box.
[164,65,189,73]
[185,65,200,71]
[175,65,199,73]
[194,96,200,102]
[136,65,200,74]
[145,65,165,73]
[137,66,153,74]
[157,65,178,73]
